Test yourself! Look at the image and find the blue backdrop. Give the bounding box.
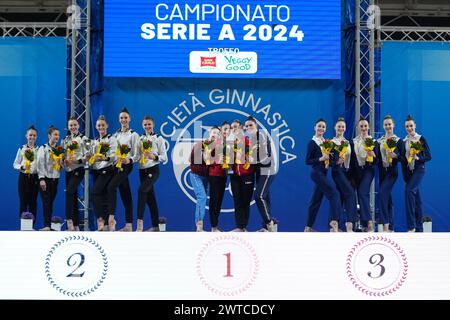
[1,38,67,230]
[102,78,345,231]
[381,41,450,231]
[4,7,448,232]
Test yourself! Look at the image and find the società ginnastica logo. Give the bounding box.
[158,88,298,212]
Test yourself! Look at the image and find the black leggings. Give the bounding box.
[39,178,59,228]
[18,173,39,225]
[65,167,85,226]
[208,175,227,228]
[92,167,114,221]
[137,165,160,227]
[107,163,133,223]
[230,174,254,229]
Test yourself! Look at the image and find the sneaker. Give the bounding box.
[257,228,269,232]
[304,226,313,232]
[40,227,51,231]
[102,225,109,232]
[136,219,144,232]
[146,227,159,232]
[231,228,245,232]
[211,227,221,232]
[408,228,416,233]
[196,220,204,232]
[119,223,132,232]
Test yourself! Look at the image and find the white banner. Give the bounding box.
[189,51,257,74]
[0,232,449,300]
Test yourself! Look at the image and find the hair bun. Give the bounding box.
[121,107,130,114]
[406,114,414,121]
[315,118,326,124]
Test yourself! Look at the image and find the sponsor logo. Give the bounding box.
[201,56,216,67]
[190,51,257,74]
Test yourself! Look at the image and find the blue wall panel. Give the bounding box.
[1,38,67,230]
[102,77,345,231]
[381,42,450,231]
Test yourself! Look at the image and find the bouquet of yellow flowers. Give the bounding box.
[233,138,243,164]
[334,140,349,160]
[66,140,79,161]
[24,148,34,173]
[384,137,397,165]
[364,137,375,163]
[408,140,424,164]
[244,139,257,170]
[116,144,131,169]
[140,139,153,165]
[88,142,110,165]
[320,140,334,169]
[202,139,214,165]
[222,143,231,169]
[50,146,65,171]
[243,138,257,170]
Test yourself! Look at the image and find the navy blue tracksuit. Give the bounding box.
[377,136,402,227]
[331,140,357,224]
[401,135,432,231]
[352,137,379,227]
[305,139,340,228]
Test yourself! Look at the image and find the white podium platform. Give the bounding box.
[0,232,449,299]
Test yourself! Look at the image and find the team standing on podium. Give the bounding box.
[14,109,431,232]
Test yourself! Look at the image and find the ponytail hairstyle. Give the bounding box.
[315,118,326,125]
[358,117,370,127]
[143,115,154,123]
[405,114,414,122]
[120,107,130,115]
[231,119,242,127]
[383,114,394,124]
[246,116,257,124]
[47,125,59,136]
[97,114,108,124]
[27,125,37,133]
